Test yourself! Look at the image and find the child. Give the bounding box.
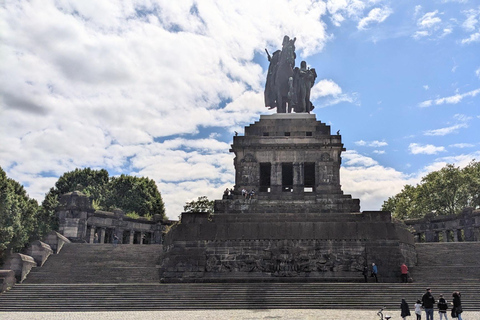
[437,294,448,320]
[414,299,422,320]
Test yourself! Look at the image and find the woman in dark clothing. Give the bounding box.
[452,291,463,320]
[401,298,411,319]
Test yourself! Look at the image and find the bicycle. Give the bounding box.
[377,307,391,320]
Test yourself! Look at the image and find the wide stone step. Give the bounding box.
[1,283,479,311]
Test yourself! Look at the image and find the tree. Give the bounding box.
[382,161,480,219]
[183,196,214,213]
[0,167,39,263]
[105,175,165,219]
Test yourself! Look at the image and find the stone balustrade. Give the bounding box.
[26,240,54,267]
[2,253,36,283]
[405,208,480,242]
[43,231,71,254]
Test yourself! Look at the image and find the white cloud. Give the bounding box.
[310,79,357,107]
[373,150,385,154]
[461,32,480,44]
[423,85,429,90]
[357,7,393,30]
[340,151,419,210]
[462,8,479,32]
[419,88,480,107]
[423,123,468,136]
[369,140,388,147]
[413,30,430,39]
[355,140,388,147]
[476,67,480,78]
[449,143,474,148]
[409,143,446,155]
[418,10,442,29]
[0,0,335,219]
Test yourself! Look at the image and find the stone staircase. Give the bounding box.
[23,244,162,284]
[1,242,479,311]
[409,242,480,283]
[0,283,479,311]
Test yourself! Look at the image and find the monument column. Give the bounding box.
[453,229,459,242]
[441,230,448,242]
[89,225,96,243]
[129,230,135,244]
[99,228,106,244]
[293,162,303,194]
[271,163,282,193]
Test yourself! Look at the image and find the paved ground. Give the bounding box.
[1,310,479,320]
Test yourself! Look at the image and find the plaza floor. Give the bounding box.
[1,309,479,320]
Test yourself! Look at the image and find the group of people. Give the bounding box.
[222,187,256,200]
[362,262,379,283]
[241,188,255,200]
[401,288,464,320]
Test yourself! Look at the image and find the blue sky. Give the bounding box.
[1,0,479,219]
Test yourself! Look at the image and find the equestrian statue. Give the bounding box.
[264,36,317,113]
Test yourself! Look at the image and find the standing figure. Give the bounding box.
[264,49,281,109]
[422,288,436,320]
[401,298,412,320]
[437,294,448,320]
[362,265,368,282]
[293,61,316,113]
[452,291,463,320]
[371,262,378,282]
[414,300,422,320]
[93,233,99,244]
[113,233,119,248]
[401,263,409,283]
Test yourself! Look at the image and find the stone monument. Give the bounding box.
[159,36,416,283]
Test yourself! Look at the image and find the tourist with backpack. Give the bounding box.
[422,288,435,320]
[437,294,448,320]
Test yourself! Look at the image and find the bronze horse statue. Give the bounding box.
[265,36,297,113]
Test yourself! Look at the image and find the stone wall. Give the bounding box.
[160,211,416,283]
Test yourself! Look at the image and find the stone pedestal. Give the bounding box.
[0,270,16,292]
[160,114,416,283]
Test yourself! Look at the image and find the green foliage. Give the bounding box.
[105,175,165,219]
[382,161,480,219]
[0,167,39,262]
[40,168,166,232]
[183,196,214,213]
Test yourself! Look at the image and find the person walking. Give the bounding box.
[401,298,411,319]
[422,288,435,320]
[371,262,378,282]
[437,294,448,320]
[452,291,463,320]
[401,263,409,283]
[414,299,423,320]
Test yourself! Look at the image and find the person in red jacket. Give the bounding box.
[400,263,409,283]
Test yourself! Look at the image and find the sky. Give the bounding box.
[1,0,479,220]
